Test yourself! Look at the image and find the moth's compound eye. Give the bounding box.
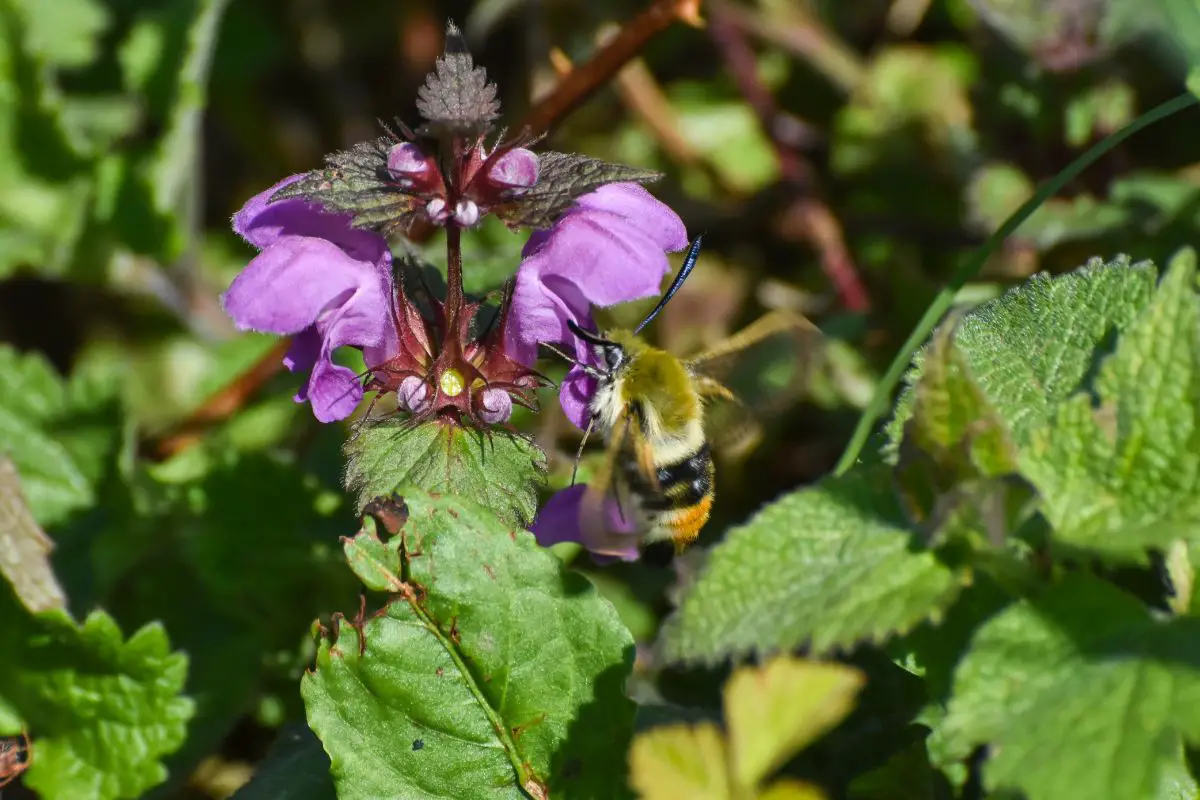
[603,347,624,371]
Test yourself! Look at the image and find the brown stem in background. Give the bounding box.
[148,337,293,461]
[708,3,870,313]
[518,0,704,137]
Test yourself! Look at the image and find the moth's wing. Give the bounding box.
[577,410,646,558]
[685,310,822,459]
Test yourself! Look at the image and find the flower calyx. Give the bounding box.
[269,21,664,237]
[366,270,548,429]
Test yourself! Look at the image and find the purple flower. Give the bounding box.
[506,182,688,428]
[222,175,397,423]
[531,484,640,563]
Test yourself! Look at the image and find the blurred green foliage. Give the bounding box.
[5,0,1200,797]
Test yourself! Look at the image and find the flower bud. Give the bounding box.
[477,387,513,425]
[387,143,436,189]
[425,198,449,222]
[396,376,432,414]
[454,200,480,227]
[487,148,539,192]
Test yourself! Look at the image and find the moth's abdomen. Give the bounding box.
[624,443,715,551]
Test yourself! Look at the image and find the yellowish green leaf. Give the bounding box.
[725,658,864,792]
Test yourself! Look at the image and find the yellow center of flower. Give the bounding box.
[439,368,465,397]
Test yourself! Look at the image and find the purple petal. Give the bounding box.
[507,268,593,366]
[532,484,641,563]
[559,367,596,430]
[221,237,380,336]
[305,358,364,423]
[532,484,590,548]
[284,328,322,403]
[571,183,688,252]
[518,209,676,307]
[232,175,389,263]
[302,302,377,422]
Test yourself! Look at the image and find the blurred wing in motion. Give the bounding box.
[685,311,822,459]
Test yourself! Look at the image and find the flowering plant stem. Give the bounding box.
[833,90,1200,477]
[444,223,465,335]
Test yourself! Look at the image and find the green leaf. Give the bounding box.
[1022,249,1200,557]
[0,2,93,277]
[343,420,546,529]
[937,574,1200,800]
[0,456,66,613]
[303,489,635,799]
[0,585,194,800]
[661,467,968,663]
[887,256,1157,454]
[146,0,232,238]
[14,0,108,68]
[724,658,864,792]
[836,93,1199,477]
[0,346,118,526]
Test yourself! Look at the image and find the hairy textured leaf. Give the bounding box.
[897,318,1017,481]
[894,317,1024,546]
[303,489,635,800]
[937,575,1200,800]
[887,256,1157,454]
[495,151,662,230]
[0,585,193,799]
[414,21,499,137]
[343,420,545,528]
[1022,249,1200,557]
[661,468,967,663]
[270,134,423,238]
[0,456,65,612]
[724,658,864,792]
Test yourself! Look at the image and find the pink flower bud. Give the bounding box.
[454,200,480,227]
[488,148,539,191]
[387,143,432,186]
[397,376,431,414]
[425,198,449,222]
[477,387,513,424]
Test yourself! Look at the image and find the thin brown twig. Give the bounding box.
[708,2,870,313]
[518,0,704,138]
[555,35,737,196]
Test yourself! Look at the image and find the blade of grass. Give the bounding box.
[833,90,1199,476]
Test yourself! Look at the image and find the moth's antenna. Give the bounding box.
[566,319,612,347]
[540,339,604,378]
[634,234,704,335]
